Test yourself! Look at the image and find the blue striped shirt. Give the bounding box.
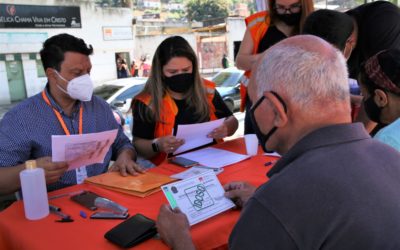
[0,86,134,191]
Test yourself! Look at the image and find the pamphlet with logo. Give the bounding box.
[161,170,235,225]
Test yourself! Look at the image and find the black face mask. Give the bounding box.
[164,73,194,93]
[363,94,382,123]
[249,91,287,153]
[276,12,301,26]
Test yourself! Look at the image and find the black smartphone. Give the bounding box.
[90,211,129,220]
[70,191,103,211]
[169,156,199,168]
[104,213,157,248]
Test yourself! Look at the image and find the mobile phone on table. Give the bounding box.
[70,191,103,211]
[169,157,199,168]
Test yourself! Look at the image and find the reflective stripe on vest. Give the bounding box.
[240,11,270,112]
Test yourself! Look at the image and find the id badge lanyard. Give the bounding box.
[42,90,87,183]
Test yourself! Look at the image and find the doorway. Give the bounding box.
[6,60,27,102]
[115,52,131,78]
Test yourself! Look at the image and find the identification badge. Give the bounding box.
[76,166,87,184]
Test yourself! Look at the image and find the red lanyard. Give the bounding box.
[42,90,83,135]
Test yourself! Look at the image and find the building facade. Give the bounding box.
[0,0,135,104]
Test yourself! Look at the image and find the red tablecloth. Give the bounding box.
[0,138,277,250]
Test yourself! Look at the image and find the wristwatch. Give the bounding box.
[151,138,160,153]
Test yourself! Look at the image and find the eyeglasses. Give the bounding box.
[250,91,287,114]
[249,91,287,136]
[274,3,302,14]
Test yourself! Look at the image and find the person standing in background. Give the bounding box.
[140,56,151,77]
[235,0,314,134]
[221,54,229,69]
[130,60,139,77]
[302,9,362,121]
[346,1,400,134]
[359,49,400,151]
[117,59,129,78]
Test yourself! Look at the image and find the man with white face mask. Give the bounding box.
[0,34,143,197]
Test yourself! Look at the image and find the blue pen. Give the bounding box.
[79,211,87,219]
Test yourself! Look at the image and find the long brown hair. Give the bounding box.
[137,36,210,123]
[268,0,314,34]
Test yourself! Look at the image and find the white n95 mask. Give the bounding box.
[55,71,94,102]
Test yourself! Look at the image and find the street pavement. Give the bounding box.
[0,103,18,121]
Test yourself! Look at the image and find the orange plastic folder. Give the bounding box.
[85,172,176,197]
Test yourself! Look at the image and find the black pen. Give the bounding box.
[49,204,61,212]
[264,160,277,167]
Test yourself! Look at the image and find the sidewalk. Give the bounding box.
[0,102,18,121]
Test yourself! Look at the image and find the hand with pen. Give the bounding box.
[223,182,256,209]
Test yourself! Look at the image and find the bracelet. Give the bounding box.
[151,138,160,153]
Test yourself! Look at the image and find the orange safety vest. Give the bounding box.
[134,79,218,165]
[240,11,271,112]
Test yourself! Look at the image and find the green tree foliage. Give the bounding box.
[186,0,229,22]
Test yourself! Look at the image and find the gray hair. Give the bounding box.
[255,38,350,114]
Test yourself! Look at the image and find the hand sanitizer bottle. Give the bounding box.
[19,160,49,220]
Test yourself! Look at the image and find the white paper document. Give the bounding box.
[178,147,250,169]
[263,151,281,157]
[162,170,235,225]
[170,166,224,180]
[52,129,118,171]
[173,118,225,155]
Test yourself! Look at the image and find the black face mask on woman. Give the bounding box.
[164,73,194,93]
[276,12,302,26]
[363,94,383,123]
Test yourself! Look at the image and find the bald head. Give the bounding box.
[251,35,350,116]
[279,35,337,57]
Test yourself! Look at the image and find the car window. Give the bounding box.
[212,72,242,87]
[94,85,124,100]
[114,84,145,102]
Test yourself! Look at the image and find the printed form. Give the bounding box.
[52,129,118,170]
[173,118,225,154]
[162,170,235,225]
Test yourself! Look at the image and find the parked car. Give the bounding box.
[211,67,244,112]
[94,77,147,138]
[94,77,147,115]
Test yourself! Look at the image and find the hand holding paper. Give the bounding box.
[36,156,69,183]
[207,121,229,139]
[174,118,225,155]
[52,129,118,170]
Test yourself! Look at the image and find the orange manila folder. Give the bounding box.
[85,172,176,197]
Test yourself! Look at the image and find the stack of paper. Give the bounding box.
[85,172,176,197]
[178,147,250,169]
